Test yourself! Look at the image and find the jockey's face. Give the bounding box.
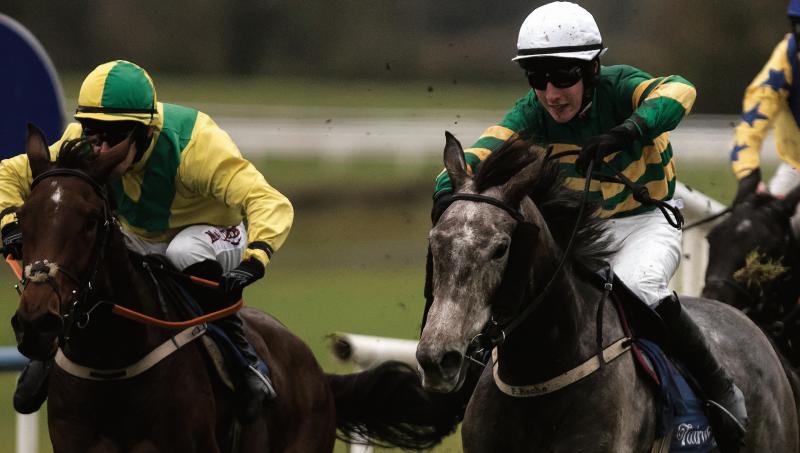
[81,120,139,149]
[80,120,152,177]
[534,79,585,124]
[523,58,590,124]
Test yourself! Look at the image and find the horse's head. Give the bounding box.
[11,124,132,360]
[416,133,552,392]
[702,188,800,310]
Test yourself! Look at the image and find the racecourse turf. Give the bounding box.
[0,157,745,452]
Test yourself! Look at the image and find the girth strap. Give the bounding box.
[55,323,207,380]
[491,336,632,397]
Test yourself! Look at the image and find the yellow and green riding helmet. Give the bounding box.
[74,60,157,126]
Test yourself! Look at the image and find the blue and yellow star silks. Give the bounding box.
[731,34,800,180]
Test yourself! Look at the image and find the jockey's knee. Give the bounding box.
[615,267,672,307]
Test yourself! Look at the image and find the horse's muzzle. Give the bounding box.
[416,345,466,393]
[11,311,62,360]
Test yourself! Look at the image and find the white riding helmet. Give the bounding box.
[512,1,607,62]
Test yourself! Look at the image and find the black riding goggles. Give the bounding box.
[81,122,137,147]
[525,65,584,90]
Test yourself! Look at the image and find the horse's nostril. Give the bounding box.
[34,313,63,336]
[440,351,463,376]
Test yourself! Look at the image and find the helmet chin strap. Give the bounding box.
[132,125,152,163]
[577,59,601,119]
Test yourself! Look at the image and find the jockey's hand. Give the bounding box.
[1,215,22,260]
[734,168,762,204]
[576,119,641,176]
[220,258,265,303]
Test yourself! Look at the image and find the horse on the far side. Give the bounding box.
[11,124,461,452]
[417,132,799,452]
[703,185,800,366]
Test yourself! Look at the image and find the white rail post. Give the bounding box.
[16,412,38,453]
[330,333,420,453]
[673,181,728,296]
[0,347,38,453]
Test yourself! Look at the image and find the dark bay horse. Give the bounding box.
[11,125,458,452]
[703,187,800,366]
[416,132,799,452]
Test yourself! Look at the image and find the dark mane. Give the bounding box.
[55,138,98,170]
[473,137,613,268]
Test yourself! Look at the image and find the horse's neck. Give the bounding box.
[64,229,169,367]
[496,264,623,384]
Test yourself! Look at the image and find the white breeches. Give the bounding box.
[603,207,683,307]
[768,162,800,196]
[122,222,247,273]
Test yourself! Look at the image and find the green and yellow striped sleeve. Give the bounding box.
[433,95,534,198]
[628,74,696,139]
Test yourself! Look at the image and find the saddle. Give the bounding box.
[583,265,717,453]
[132,253,238,390]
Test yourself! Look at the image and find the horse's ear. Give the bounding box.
[501,144,543,204]
[88,135,134,183]
[502,158,540,204]
[443,131,469,190]
[25,123,54,178]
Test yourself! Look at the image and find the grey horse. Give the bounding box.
[416,132,800,452]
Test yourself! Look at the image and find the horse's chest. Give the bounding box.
[462,368,653,452]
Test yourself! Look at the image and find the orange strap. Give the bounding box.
[6,255,22,281]
[6,256,242,329]
[111,299,243,329]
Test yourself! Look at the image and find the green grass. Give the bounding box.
[60,74,523,113]
[0,158,741,452]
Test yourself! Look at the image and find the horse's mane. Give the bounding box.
[473,137,613,268]
[55,138,98,170]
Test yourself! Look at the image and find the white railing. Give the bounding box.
[672,181,728,297]
[0,347,37,453]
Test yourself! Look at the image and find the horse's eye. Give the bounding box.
[491,244,509,260]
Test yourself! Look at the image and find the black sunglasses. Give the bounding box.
[525,65,584,91]
[82,124,135,147]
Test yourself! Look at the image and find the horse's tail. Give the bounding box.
[327,360,470,450]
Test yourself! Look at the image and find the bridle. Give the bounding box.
[19,168,114,343]
[456,160,598,364]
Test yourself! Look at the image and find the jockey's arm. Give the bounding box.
[730,35,792,180]
[619,68,696,142]
[433,95,537,200]
[178,117,294,268]
[0,123,80,230]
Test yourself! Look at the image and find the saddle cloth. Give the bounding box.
[636,339,717,453]
[585,265,718,452]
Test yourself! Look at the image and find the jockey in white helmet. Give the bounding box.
[427,3,747,450]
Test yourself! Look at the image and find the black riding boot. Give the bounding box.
[655,294,747,453]
[184,260,276,420]
[216,313,276,421]
[13,359,53,414]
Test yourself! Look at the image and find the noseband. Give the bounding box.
[23,168,114,342]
